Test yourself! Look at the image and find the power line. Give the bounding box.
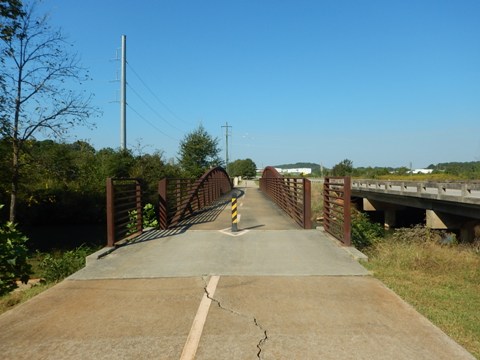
[127,104,179,142]
[127,62,192,128]
[127,83,185,133]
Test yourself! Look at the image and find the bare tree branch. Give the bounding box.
[0,0,100,221]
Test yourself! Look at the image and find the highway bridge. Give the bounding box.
[351,179,480,241]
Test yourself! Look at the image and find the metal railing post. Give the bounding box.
[136,180,143,233]
[303,178,312,229]
[343,177,351,246]
[158,178,168,230]
[106,178,115,247]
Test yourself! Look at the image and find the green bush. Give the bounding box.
[39,245,92,282]
[351,210,384,250]
[126,203,158,235]
[0,206,32,295]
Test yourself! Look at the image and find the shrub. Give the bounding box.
[351,210,384,250]
[389,225,459,246]
[39,245,92,282]
[126,203,158,235]
[0,206,32,295]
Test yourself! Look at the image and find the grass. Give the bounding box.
[0,282,55,315]
[311,181,323,223]
[0,245,99,316]
[363,235,480,358]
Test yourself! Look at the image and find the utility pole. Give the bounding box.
[221,122,232,169]
[120,35,127,150]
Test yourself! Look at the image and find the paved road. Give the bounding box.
[0,181,475,359]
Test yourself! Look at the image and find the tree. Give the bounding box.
[228,158,257,178]
[178,125,222,178]
[332,159,353,176]
[0,0,23,42]
[395,166,410,175]
[0,2,97,222]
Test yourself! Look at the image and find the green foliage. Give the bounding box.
[142,203,158,228]
[227,158,257,178]
[429,161,480,179]
[0,205,32,295]
[39,245,92,283]
[126,203,159,235]
[178,125,222,178]
[129,150,181,204]
[352,166,390,178]
[0,0,24,42]
[351,210,384,250]
[332,159,353,177]
[0,138,182,226]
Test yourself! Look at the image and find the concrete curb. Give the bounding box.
[316,226,369,262]
[343,246,369,262]
[85,247,116,266]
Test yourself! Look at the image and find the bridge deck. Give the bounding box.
[179,179,301,231]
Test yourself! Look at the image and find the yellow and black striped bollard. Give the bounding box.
[231,196,238,232]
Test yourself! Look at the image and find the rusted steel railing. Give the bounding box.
[158,167,233,229]
[259,166,312,229]
[106,178,143,247]
[323,176,351,246]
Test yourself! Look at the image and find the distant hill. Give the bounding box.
[274,162,321,171]
[427,161,480,170]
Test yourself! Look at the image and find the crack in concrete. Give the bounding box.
[202,276,268,359]
[254,318,268,359]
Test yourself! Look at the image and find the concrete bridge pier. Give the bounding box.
[363,199,404,230]
[427,210,479,242]
[363,199,479,242]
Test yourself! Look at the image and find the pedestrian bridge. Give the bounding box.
[127,179,303,246]
[106,166,312,247]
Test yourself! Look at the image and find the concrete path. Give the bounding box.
[0,181,475,359]
[70,230,369,279]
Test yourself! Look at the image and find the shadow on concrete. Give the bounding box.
[123,192,235,246]
[239,224,265,230]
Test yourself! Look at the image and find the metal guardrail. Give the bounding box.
[351,179,480,205]
[106,178,143,247]
[158,167,233,229]
[323,177,351,246]
[259,166,312,229]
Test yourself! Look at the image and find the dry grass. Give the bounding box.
[364,235,480,358]
[311,181,323,222]
[0,282,54,315]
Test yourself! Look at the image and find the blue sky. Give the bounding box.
[36,0,480,168]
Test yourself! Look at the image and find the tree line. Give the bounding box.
[327,159,480,179]
[0,122,240,226]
